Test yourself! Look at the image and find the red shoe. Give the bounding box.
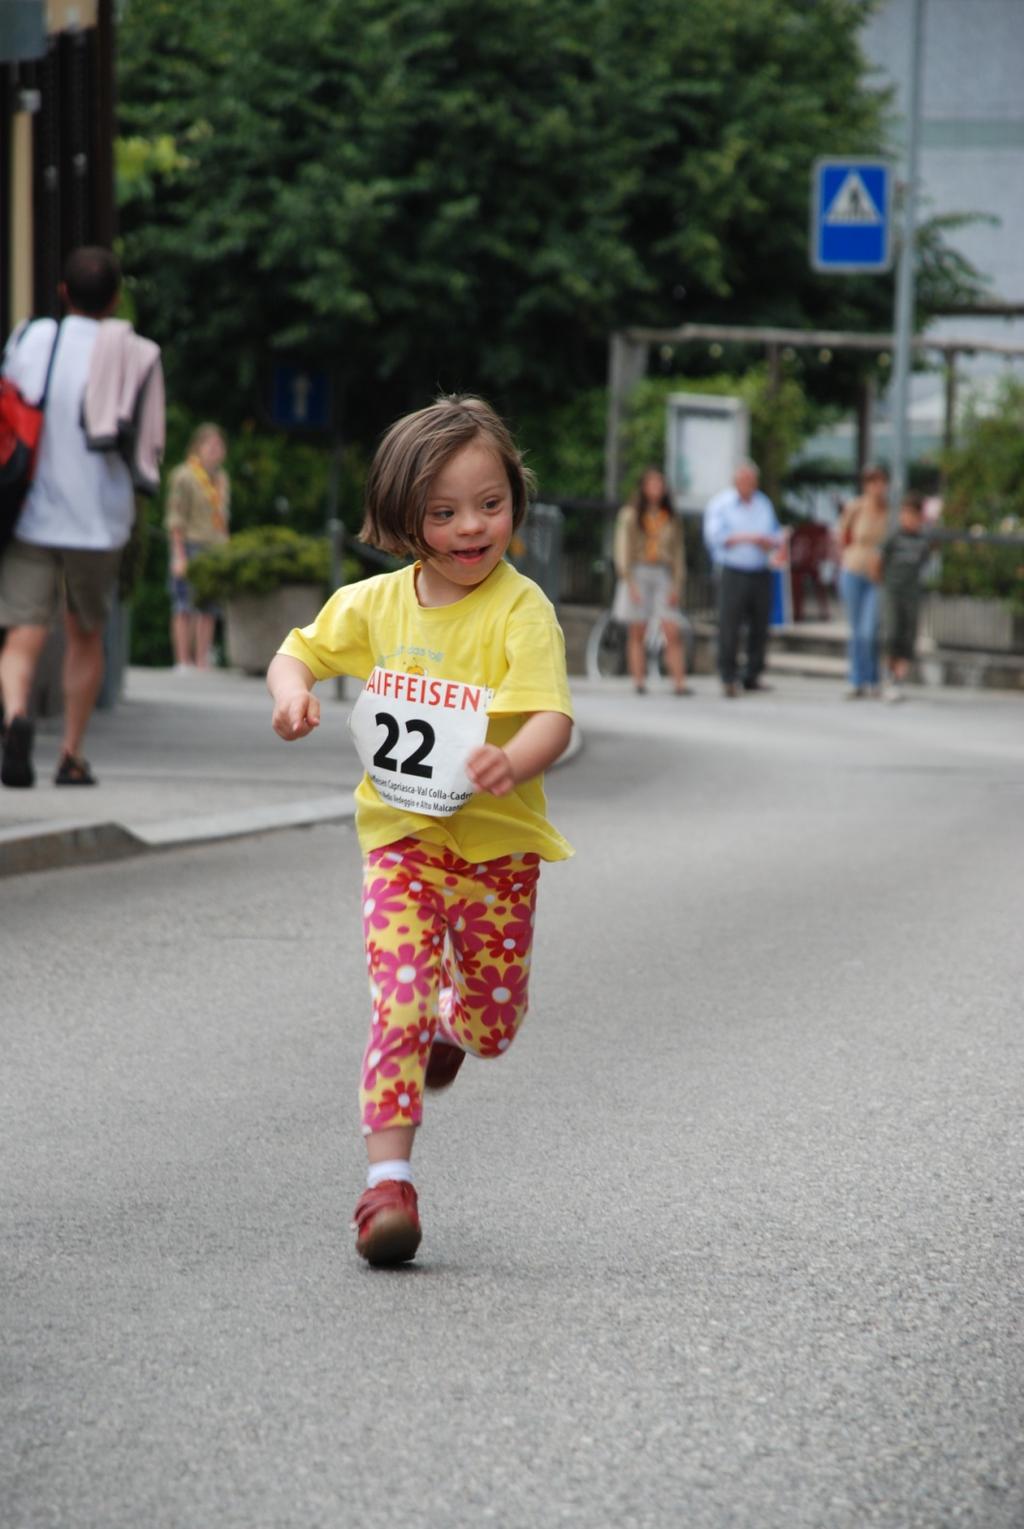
[425,1039,466,1091]
[352,1181,422,1266]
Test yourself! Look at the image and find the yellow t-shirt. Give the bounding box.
[278,559,574,862]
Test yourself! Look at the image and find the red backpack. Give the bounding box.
[0,321,61,552]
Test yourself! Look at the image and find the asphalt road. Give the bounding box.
[2,679,1022,1528]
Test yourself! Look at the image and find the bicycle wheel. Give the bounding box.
[585,612,628,679]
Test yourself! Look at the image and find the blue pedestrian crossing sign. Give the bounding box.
[811,159,893,273]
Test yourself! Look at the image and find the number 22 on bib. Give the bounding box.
[348,667,494,818]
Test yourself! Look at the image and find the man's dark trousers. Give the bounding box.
[717,566,773,686]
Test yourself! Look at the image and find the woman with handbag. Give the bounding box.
[611,467,690,695]
[837,464,889,698]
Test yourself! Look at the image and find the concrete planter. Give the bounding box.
[225,584,324,676]
[924,594,1024,653]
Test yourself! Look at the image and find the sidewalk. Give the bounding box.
[0,667,364,877]
[0,667,582,878]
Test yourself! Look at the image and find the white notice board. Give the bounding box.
[666,394,751,513]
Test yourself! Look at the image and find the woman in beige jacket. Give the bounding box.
[612,467,689,694]
[165,423,230,671]
[837,463,889,697]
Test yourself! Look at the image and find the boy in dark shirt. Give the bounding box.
[881,491,931,702]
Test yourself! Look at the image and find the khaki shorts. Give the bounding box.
[0,539,122,633]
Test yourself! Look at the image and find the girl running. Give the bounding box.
[267,396,573,1267]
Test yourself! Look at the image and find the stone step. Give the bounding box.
[772,621,849,658]
[767,650,847,681]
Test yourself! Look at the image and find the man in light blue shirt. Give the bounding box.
[703,460,782,697]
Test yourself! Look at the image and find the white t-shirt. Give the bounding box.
[2,315,135,551]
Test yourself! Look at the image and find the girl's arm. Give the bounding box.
[466,711,573,798]
[268,653,320,740]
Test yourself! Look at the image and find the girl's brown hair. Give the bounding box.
[629,465,673,516]
[360,395,534,558]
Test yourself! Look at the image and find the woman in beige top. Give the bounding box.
[165,423,230,671]
[837,463,889,696]
[612,467,689,694]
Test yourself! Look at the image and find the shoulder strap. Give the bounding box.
[37,320,63,411]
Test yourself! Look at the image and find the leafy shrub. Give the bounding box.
[620,367,816,505]
[518,388,609,504]
[126,499,172,666]
[187,526,332,604]
[939,380,1024,613]
[126,406,371,663]
[521,367,818,514]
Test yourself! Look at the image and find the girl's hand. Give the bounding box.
[466,743,515,797]
[272,690,321,740]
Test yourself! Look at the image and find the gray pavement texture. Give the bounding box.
[2,674,1023,1528]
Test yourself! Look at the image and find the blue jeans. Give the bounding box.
[840,569,880,688]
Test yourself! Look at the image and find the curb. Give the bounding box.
[0,820,146,879]
[0,796,357,880]
[0,726,583,879]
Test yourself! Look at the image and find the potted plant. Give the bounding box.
[187,526,332,675]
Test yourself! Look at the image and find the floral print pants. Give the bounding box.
[359,837,541,1136]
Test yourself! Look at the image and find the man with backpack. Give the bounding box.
[0,246,163,787]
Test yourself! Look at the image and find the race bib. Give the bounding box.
[348,667,493,818]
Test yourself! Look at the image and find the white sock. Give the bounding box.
[367,1159,414,1190]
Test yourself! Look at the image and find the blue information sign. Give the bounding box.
[811,159,892,274]
[270,364,332,431]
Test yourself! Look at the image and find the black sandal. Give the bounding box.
[1,715,35,788]
[54,752,97,786]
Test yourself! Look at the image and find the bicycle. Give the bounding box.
[585,606,697,681]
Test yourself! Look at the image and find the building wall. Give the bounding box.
[1,0,114,338]
[862,0,1024,352]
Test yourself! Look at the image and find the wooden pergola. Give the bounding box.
[604,323,1024,504]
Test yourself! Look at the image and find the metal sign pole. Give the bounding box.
[889,0,926,522]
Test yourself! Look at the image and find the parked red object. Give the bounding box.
[788,520,835,622]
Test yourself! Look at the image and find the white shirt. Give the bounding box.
[2,315,135,551]
[703,486,780,572]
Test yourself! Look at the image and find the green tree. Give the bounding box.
[118,0,644,435]
[117,0,983,444]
